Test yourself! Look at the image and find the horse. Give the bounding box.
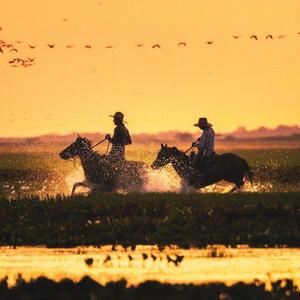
[59,135,146,195]
[151,144,253,193]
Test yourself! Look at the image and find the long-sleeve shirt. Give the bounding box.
[109,123,132,159]
[194,127,215,156]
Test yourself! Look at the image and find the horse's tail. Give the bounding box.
[243,159,253,186]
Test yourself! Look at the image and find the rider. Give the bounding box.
[105,111,132,162]
[191,117,215,173]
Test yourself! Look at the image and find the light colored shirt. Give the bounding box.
[194,126,215,156]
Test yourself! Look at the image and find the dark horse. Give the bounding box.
[59,136,146,195]
[151,144,253,192]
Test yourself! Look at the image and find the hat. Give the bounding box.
[109,112,125,122]
[194,117,212,127]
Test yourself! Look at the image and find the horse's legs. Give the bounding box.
[71,181,91,196]
[229,180,244,193]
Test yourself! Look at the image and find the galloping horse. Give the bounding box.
[59,136,146,195]
[151,144,253,192]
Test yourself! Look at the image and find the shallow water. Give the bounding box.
[1,246,300,288]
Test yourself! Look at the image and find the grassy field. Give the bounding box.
[0,192,300,247]
[1,276,299,300]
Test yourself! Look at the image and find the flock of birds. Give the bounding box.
[1,27,300,68]
[84,252,185,267]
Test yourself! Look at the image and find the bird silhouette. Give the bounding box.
[66,45,75,48]
[28,45,36,49]
[250,35,258,40]
[266,34,273,39]
[10,48,18,53]
[0,47,3,54]
[103,255,111,264]
[105,45,113,48]
[206,41,214,45]
[47,44,55,48]
[84,257,94,267]
[232,35,241,39]
[142,253,148,260]
[136,43,145,47]
[84,45,92,49]
[152,44,161,49]
[178,42,186,46]
[151,254,157,261]
[27,57,35,62]
[128,254,133,261]
[277,35,286,39]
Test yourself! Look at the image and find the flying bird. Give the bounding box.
[10,48,18,53]
[297,32,300,35]
[47,44,55,48]
[27,57,35,62]
[84,45,92,49]
[266,34,273,39]
[206,41,214,45]
[136,43,145,47]
[152,44,161,49]
[28,45,36,49]
[177,42,186,46]
[232,35,241,39]
[66,45,75,48]
[105,45,114,48]
[250,35,258,40]
[277,35,286,39]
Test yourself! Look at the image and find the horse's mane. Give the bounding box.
[170,146,190,163]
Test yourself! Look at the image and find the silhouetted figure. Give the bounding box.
[105,112,132,162]
[192,117,215,173]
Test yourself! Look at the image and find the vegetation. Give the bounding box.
[0,193,300,247]
[0,276,299,300]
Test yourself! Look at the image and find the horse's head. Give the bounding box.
[151,144,178,170]
[59,135,92,160]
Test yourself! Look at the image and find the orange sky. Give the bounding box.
[0,0,300,137]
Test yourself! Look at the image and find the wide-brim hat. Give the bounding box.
[194,117,212,127]
[109,111,126,123]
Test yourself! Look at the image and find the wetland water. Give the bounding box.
[1,246,300,288]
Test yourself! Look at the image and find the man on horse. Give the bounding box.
[105,112,132,162]
[191,117,215,173]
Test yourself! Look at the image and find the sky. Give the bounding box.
[0,0,300,137]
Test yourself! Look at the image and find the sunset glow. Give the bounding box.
[1,0,300,137]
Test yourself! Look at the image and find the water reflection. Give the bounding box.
[1,246,300,288]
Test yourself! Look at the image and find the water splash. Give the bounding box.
[142,168,181,192]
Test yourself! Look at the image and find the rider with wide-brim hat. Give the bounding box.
[105,112,132,162]
[191,117,215,172]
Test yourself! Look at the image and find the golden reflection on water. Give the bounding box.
[1,246,300,288]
